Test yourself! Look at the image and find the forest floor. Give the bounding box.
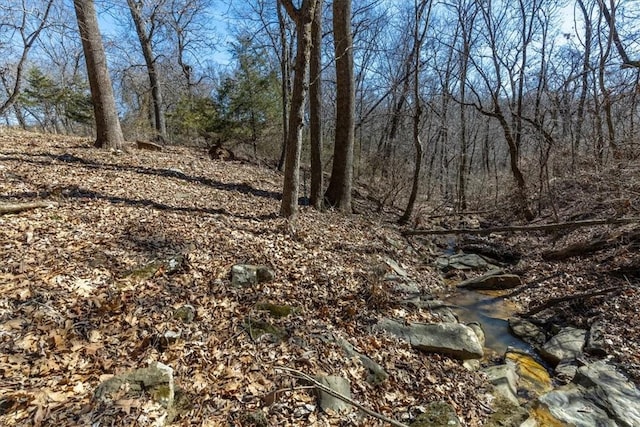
[0,129,638,426]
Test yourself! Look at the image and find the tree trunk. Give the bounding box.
[309,0,324,210]
[277,0,291,171]
[324,0,354,212]
[73,0,124,149]
[126,0,167,142]
[399,0,431,225]
[280,0,319,219]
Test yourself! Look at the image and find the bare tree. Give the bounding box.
[399,0,432,224]
[309,0,324,210]
[597,0,640,69]
[126,0,167,142]
[0,0,54,117]
[324,0,355,212]
[280,0,320,219]
[73,0,124,149]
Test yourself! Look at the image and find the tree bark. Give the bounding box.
[126,0,167,142]
[309,0,324,210]
[280,0,319,219]
[324,0,354,212]
[277,0,291,172]
[73,0,124,149]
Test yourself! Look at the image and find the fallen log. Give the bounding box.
[0,201,57,215]
[403,217,640,236]
[542,230,640,260]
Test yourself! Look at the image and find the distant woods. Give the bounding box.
[1,0,639,220]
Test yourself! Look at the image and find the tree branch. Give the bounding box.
[403,217,640,236]
[276,366,409,427]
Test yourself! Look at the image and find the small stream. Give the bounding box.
[441,288,537,358]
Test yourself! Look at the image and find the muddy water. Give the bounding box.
[442,288,537,357]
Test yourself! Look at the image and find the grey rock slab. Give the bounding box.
[95,362,175,408]
[466,322,485,348]
[458,273,522,290]
[377,318,483,360]
[539,327,587,365]
[573,360,640,427]
[231,264,275,286]
[317,376,351,413]
[539,386,617,427]
[554,359,579,384]
[508,317,546,348]
[435,254,497,271]
[483,363,520,405]
[400,298,458,323]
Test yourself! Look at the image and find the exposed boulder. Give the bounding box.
[377,319,483,360]
[504,350,553,397]
[316,376,351,413]
[94,362,176,426]
[537,360,640,427]
[231,264,275,287]
[539,327,587,365]
[435,254,497,271]
[458,272,522,290]
[508,317,546,348]
[482,363,519,405]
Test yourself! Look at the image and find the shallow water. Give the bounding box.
[443,289,537,357]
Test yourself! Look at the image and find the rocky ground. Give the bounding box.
[0,129,639,426]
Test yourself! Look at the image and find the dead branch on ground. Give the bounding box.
[403,217,640,236]
[0,201,57,215]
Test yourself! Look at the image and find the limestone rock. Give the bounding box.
[508,317,546,348]
[554,359,579,384]
[458,273,522,290]
[585,318,607,356]
[539,327,587,365]
[537,360,640,427]
[538,387,617,427]
[317,376,351,413]
[467,321,485,348]
[410,401,461,427]
[505,350,553,397]
[231,264,275,286]
[483,363,519,404]
[377,319,483,360]
[401,298,458,323]
[95,362,175,409]
[573,360,640,427]
[435,253,497,271]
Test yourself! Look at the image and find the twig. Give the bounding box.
[276,366,409,427]
[0,200,57,214]
[524,286,624,316]
[503,272,564,298]
[403,217,640,236]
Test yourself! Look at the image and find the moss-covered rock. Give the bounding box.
[410,401,461,427]
[256,302,298,318]
[243,318,287,341]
